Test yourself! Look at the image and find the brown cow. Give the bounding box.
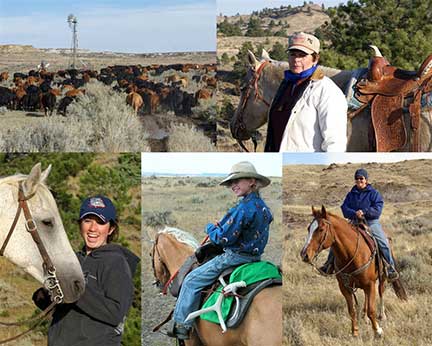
[66,89,85,97]
[203,76,217,88]
[195,88,213,101]
[0,71,9,82]
[126,92,143,114]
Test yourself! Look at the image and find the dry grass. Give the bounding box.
[0,81,150,152]
[282,160,432,346]
[167,123,216,152]
[142,176,282,345]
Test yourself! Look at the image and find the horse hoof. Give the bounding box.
[378,313,387,321]
[375,327,383,338]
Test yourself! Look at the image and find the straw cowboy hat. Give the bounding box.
[219,161,271,188]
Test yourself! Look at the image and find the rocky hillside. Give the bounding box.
[217,3,330,58]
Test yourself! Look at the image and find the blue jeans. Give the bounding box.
[325,220,395,269]
[173,249,260,327]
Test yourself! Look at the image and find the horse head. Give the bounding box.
[0,163,85,303]
[230,50,286,148]
[150,227,198,293]
[150,233,171,292]
[300,205,335,263]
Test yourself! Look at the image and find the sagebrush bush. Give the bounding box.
[0,81,151,152]
[167,123,216,152]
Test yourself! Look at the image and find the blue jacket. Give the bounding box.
[205,192,273,256]
[341,184,383,221]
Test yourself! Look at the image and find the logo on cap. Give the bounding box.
[89,197,106,209]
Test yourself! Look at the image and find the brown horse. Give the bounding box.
[300,206,407,338]
[150,227,282,346]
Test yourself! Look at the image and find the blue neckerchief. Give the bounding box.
[284,64,318,83]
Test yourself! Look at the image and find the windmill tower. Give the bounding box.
[67,14,78,69]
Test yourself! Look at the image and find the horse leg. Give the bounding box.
[362,292,369,324]
[378,278,386,321]
[338,281,359,337]
[365,283,383,338]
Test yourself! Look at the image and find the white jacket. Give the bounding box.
[279,73,347,152]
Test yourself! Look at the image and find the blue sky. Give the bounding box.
[141,153,282,177]
[218,0,349,16]
[283,153,432,165]
[0,0,216,53]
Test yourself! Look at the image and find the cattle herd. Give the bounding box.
[0,63,217,117]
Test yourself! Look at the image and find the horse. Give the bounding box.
[230,49,432,152]
[150,227,282,346]
[300,206,407,338]
[0,163,85,305]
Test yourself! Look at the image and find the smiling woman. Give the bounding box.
[32,194,140,346]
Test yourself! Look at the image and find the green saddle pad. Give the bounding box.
[200,261,281,324]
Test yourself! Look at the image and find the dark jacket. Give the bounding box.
[47,244,139,346]
[341,184,384,221]
[205,192,273,256]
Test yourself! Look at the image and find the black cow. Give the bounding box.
[41,92,56,116]
[57,96,74,116]
[0,86,15,109]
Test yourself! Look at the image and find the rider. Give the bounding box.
[33,195,140,346]
[169,161,273,340]
[264,31,347,152]
[320,168,399,281]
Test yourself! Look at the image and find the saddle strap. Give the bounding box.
[152,309,173,333]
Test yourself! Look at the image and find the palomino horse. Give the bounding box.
[300,206,407,338]
[231,50,432,151]
[0,163,85,303]
[150,227,282,346]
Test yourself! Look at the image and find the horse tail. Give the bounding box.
[391,278,408,301]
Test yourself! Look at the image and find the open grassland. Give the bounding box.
[142,176,282,346]
[282,160,432,346]
[0,153,141,346]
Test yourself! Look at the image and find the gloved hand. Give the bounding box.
[32,287,52,310]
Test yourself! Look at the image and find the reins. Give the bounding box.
[0,182,64,344]
[310,218,375,280]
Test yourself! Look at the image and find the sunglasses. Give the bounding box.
[355,177,365,181]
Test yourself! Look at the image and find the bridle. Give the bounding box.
[0,182,64,344]
[308,217,374,279]
[150,234,171,293]
[232,60,272,152]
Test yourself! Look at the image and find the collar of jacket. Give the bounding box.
[241,191,258,203]
[310,67,325,81]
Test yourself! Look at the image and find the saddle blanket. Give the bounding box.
[200,261,281,324]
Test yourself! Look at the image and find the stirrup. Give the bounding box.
[185,278,246,333]
[167,321,190,340]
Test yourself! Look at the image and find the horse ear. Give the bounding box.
[261,49,271,61]
[23,163,42,197]
[247,50,260,68]
[311,205,317,216]
[40,164,52,184]
[321,205,327,218]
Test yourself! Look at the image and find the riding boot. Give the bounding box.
[167,320,190,340]
[319,250,335,274]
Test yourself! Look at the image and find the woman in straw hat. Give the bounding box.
[264,32,347,152]
[168,161,273,340]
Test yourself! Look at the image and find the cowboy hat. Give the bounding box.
[219,161,271,188]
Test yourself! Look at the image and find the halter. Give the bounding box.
[0,182,64,344]
[233,60,271,152]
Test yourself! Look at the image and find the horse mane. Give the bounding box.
[158,226,199,250]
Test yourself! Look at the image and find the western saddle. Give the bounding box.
[354,47,432,151]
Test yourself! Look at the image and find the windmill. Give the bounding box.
[67,14,78,69]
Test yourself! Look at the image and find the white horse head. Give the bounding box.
[0,163,84,303]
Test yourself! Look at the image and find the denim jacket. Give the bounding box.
[205,192,273,256]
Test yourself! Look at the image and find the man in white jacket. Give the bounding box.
[264,32,347,152]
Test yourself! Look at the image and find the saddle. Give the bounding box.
[354,53,432,151]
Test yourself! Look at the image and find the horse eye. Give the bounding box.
[42,219,54,227]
